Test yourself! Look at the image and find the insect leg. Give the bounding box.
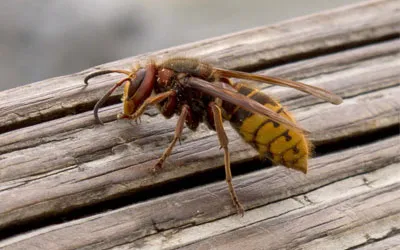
[94,77,133,125]
[119,90,176,121]
[153,104,189,171]
[210,102,245,216]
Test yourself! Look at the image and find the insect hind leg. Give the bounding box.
[210,102,244,216]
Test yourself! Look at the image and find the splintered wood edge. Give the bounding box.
[1,135,398,249]
[0,0,398,132]
[0,33,399,230]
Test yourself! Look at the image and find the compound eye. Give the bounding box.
[126,69,146,100]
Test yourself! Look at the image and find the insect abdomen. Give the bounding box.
[224,83,310,174]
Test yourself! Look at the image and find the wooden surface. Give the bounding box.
[1,0,399,249]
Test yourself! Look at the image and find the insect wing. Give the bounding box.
[186,77,309,134]
[214,68,342,105]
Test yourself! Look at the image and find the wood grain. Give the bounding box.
[1,135,398,249]
[1,37,399,231]
[0,0,398,133]
[0,0,399,249]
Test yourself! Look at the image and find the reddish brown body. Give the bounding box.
[152,59,217,130]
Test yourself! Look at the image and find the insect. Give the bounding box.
[84,57,342,215]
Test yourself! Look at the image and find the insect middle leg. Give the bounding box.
[153,104,189,171]
[210,102,244,216]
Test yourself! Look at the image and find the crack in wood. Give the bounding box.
[346,227,400,250]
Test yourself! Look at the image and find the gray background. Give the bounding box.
[0,0,362,91]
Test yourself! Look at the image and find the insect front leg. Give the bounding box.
[153,104,189,172]
[118,90,176,121]
[210,102,245,216]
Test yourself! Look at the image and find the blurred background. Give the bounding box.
[0,0,362,91]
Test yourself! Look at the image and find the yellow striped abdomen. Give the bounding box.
[224,83,310,174]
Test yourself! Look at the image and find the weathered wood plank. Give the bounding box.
[0,0,398,133]
[0,36,399,231]
[0,0,399,248]
[356,234,400,250]
[1,39,398,154]
[0,135,398,249]
[171,175,400,250]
